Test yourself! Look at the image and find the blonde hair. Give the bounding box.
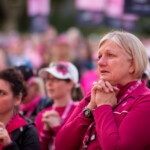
[51,43,74,62]
[99,31,148,78]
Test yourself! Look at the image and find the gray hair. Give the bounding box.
[99,31,148,78]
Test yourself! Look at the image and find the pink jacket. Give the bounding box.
[55,81,150,150]
[35,102,78,150]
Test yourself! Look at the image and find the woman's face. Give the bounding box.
[22,83,38,104]
[45,74,72,100]
[97,40,134,85]
[0,79,20,114]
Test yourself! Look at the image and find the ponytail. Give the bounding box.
[71,86,84,101]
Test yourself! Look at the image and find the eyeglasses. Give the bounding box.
[51,63,69,75]
[45,77,61,82]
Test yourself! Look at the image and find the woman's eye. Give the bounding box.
[0,90,5,95]
[98,55,102,60]
[108,53,114,57]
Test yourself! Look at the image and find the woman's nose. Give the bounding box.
[97,56,107,66]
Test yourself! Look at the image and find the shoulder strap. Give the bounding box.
[11,114,35,146]
[19,113,34,125]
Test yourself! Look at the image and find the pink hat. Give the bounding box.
[39,61,79,88]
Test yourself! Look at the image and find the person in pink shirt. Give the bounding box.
[35,61,83,150]
[55,31,150,150]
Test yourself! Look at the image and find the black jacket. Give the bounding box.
[2,114,41,150]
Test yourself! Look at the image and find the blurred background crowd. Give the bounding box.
[0,0,150,120]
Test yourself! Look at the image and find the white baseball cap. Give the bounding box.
[38,61,79,88]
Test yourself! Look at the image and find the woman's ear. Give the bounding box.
[129,60,135,74]
[14,93,22,106]
[68,81,75,91]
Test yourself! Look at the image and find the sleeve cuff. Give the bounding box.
[2,141,18,150]
[40,129,52,139]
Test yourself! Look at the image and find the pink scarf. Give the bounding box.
[19,95,41,118]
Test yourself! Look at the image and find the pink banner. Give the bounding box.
[105,0,124,18]
[27,0,50,16]
[76,0,106,11]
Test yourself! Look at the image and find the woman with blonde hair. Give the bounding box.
[55,31,150,150]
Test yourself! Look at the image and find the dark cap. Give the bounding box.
[15,65,34,81]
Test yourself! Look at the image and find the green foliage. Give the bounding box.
[135,17,150,36]
[50,14,76,33]
[1,0,150,37]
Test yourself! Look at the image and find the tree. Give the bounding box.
[0,0,26,32]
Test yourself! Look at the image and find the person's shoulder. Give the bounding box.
[133,83,150,103]
[73,92,91,108]
[135,81,150,96]
[12,123,41,150]
[23,123,38,136]
[12,115,37,140]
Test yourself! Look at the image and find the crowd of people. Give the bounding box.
[0,28,150,150]
[0,26,100,94]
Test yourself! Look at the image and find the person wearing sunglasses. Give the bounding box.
[35,61,83,150]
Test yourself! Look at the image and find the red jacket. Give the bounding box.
[56,81,150,150]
